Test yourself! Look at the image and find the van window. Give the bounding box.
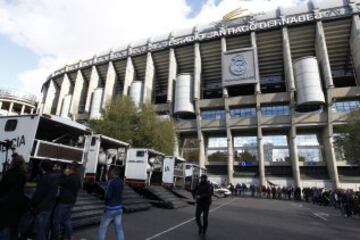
[5,120,17,132]
[91,137,97,146]
[136,151,145,157]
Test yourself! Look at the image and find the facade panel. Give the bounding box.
[40,0,360,189]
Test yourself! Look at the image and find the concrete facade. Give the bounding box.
[41,0,360,189]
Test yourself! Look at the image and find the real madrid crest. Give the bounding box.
[229,55,247,76]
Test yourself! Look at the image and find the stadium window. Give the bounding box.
[332,68,356,88]
[208,137,227,148]
[332,99,360,113]
[207,137,228,162]
[181,137,199,163]
[230,106,256,118]
[296,134,323,162]
[227,84,255,97]
[263,135,290,162]
[260,75,286,93]
[201,109,225,120]
[233,136,258,162]
[261,104,290,116]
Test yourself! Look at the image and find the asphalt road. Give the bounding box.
[75,197,360,240]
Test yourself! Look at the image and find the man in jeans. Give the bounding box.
[52,163,81,240]
[31,160,60,240]
[98,167,124,240]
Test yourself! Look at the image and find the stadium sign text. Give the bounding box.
[146,6,352,52]
[53,5,358,78]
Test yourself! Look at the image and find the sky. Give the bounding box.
[0,0,305,99]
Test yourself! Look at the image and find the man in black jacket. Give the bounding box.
[193,174,213,236]
[52,163,81,240]
[31,160,60,240]
[0,154,27,240]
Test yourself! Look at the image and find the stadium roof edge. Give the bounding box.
[42,0,360,88]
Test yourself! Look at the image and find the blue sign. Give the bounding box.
[239,161,254,167]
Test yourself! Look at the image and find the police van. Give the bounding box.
[0,114,129,184]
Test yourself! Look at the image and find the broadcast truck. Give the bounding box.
[0,114,129,184]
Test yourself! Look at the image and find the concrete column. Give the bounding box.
[8,102,14,114]
[102,61,116,109]
[42,79,57,114]
[20,105,25,115]
[123,57,135,96]
[195,100,206,168]
[322,124,340,189]
[257,129,265,186]
[251,32,261,94]
[70,70,84,116]
[55,74,71,116]
[174,133,180,157]
[143,52,155,104]
[324,93,340,189]
[85,65,100,113]
[350,15,360,85]
[221,37,234,183]
[289,92,302,188]
[0,101,3,110]
[316,21,334,88]
[167,48,177,103]
[256,97,266,186]
[289,127,302,188]
[30,108,34,114]
[224,97,234,184]
[282,27,296,91]
[194,42,202,100]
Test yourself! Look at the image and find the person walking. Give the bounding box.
[98,167,125,240]
[30,160,60,240]
[193,174,213,236]
[52,163,81,240]
[0,154,27,240]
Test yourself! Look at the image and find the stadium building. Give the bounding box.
[40,0,360,189]
[0,89,37,116]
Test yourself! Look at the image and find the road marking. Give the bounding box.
[313,212,329,222]
[145,198,237,240]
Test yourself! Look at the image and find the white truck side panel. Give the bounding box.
[84,135,100,174]
[125,149,148,181]
[162,157,175,184]
[185,164,193,177]
[0,115,39,172]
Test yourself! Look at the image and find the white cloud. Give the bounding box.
[0,0,302,98]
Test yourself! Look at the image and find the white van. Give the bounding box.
[125,148,165,186]
[162,156,185,188]
[0,114,129,183]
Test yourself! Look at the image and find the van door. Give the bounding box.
[0,116,39,173]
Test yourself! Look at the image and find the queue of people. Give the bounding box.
[0,155,82,240]
[226,182,360,217]
[0,154,125,240]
